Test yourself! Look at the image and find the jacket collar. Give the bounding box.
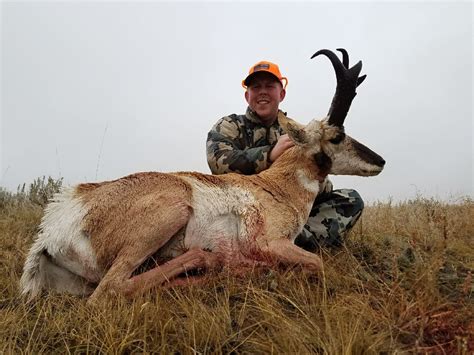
[245,106,283,128]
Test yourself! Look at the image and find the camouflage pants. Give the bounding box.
[294,189,364,252]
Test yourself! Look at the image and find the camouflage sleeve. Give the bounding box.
[206,117,272,175]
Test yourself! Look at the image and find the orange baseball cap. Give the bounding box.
[242,60,288,89]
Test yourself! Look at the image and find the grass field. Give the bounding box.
[0,178,472,354]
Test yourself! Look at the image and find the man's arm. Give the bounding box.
[206,117,273,175]
[206,116,334,198]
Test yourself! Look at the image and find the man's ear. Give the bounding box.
[279,88,286,102]
[244,90,250,104]
[278,111,307,145]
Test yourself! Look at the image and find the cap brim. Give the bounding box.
[243,71,281,87]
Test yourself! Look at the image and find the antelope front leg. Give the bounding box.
[263,238,323,273]
[122,249,222,298]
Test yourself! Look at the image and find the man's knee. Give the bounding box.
[350,189,364,213]
[295,189,365,252]
[333,188,364,218]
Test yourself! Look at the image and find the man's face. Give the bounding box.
[245,72,286,125]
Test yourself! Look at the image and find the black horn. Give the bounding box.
[337,48,366,86]
[337,48,349,68]
[311,48,366,127]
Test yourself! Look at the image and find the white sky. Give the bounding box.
[1,1,473,202]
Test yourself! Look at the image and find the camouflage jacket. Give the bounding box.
[206,106,333,196]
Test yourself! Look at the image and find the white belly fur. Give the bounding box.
[181,177,260,253]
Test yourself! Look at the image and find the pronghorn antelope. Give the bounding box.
[21,49,385,302]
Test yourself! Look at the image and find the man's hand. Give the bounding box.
[269,134,294,162]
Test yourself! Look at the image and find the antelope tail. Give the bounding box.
[20,238,47,301]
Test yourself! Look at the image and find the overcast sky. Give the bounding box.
[1,1,472,202]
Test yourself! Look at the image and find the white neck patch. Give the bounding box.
[296,169,320,194]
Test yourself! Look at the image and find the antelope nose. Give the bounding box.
[372,152,385,167]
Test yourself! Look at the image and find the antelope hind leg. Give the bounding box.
[87,201,191,303]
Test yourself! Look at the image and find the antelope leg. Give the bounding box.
[122,249,222,298]
[263,238,323,273]
[87,202,191,303]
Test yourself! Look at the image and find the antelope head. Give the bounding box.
[279,48,385,177]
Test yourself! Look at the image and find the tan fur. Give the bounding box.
[78,172,193,269]
[40,143,325,301]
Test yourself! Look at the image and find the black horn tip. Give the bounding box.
[310,49,331,59]
[310,49,346,74]
[336,48,349,68]
[357,74,367,86]
[351,60,363,76]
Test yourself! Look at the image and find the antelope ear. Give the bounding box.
[278,111,308,145]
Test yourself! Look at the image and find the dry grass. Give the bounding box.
[0,179,472,354]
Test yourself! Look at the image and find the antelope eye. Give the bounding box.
[329,133,345,144]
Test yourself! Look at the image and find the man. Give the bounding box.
[206,60,364,251]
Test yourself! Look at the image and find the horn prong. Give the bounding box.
[336,48,349,68]
[312,48,366,127]
[357,74,367,87]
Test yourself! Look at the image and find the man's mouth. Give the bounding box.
[257,99,270,104]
